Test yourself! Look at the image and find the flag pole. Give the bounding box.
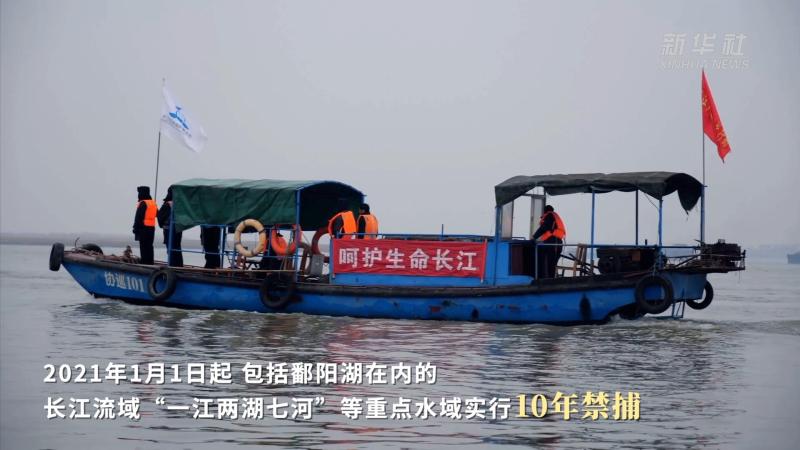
[700,71,706,245]
[154,78,166,201]
[701,129,706,244]
[154,130,162,201]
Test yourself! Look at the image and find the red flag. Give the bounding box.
[701,70,731,161]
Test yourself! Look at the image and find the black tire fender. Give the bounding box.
[686,281,714,310]
[147,269,177,302]
[259,276,295,310]
[49,243,64,271]
[634,275,674,315]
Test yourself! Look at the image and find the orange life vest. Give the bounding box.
[328,211,357,238]
[539,211,566,241]
[137,199,158,227]
[358,214,379,239]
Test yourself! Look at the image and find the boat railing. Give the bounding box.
[163,227,492,275]
[163,223,304,274]
[377,233,490,242]
[534,242,745,278]
[164,225,743,281]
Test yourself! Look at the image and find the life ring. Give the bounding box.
[270,225,302,256]
[258,276,295,310]
[686,281,714,310]
[49,242,64,271]
[147,268,177,302]
[311,227,327,255]
[634,275,674,315]
[234,219,267,257]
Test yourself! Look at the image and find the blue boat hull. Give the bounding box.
[62,254,707,324]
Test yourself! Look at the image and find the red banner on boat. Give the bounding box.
[333,239,487,278]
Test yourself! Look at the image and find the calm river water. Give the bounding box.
[1,244,798,449]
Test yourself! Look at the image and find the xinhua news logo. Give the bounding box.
[659,33,750,70]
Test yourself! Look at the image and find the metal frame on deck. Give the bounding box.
[495,181,705,281]
[165,184,364,274]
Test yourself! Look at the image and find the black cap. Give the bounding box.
[137,186,152,201]
[163,186,173,202]
[544,205,554,212]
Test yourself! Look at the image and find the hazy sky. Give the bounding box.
[2,0,798,248]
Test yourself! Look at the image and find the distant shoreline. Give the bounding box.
[0,232,201,248]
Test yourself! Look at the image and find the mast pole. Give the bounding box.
[635,190,639,246]
[154,131,162,201]
[658,198,664,248]
[701,71,706,244]
[154,78,166,201]
[590,191,596,265]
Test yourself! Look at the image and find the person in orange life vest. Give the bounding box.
[356,203,379,239]
[156,187,183,267]
[328,200,357,239]
[532,205,566,279]
[132,186,158,265]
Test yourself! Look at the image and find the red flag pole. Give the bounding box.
[700,70,706,244]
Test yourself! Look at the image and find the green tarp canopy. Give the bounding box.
[170,178,364,232]
[495,172,703,211]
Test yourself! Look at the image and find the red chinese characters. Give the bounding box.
[333,239,487,278]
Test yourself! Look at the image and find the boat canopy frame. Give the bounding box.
[164,178,364,271]
[170,178,365,233]
[494,172,703,211]
[493,171,706,270]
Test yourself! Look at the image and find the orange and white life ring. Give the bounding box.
[234,219,267,257]
[270,224,303,256]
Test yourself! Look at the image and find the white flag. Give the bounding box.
[160,83,207,152]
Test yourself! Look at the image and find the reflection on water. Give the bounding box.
[52,300,748,448]
[1,245,799,449]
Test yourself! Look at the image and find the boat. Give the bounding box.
[49,173,745,324]
[789,251,800,264]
